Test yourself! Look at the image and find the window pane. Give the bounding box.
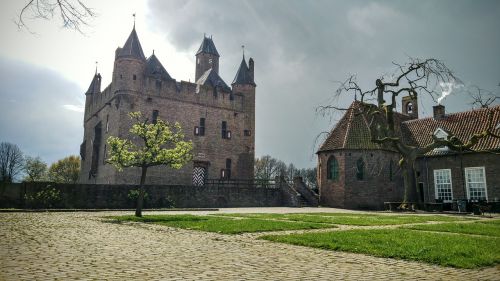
[466,167,487,200]
[434,169,453,202]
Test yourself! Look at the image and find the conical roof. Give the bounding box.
[117,27,146,60]
[85,73,101,95]
[232,56,255,86]
[196,36,220,57]
[146,53,172,80]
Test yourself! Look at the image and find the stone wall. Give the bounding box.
[0,182,283,209]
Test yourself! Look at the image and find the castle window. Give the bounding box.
[221,158,231,179]
[105,115,109,133]
[230,93,234,101]
[103,145,107,165]
[120,74,123,79]
[152,110,159,124]
[195,118,205,136]
[244,130,251,136]
[213,87,218,98]
[222,121,227,139]
[356,158,364,180]
[327,156,339,181]
[133,74,137,80]
[155,80,162,90]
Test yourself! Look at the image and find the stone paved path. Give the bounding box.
[0,208,499,280]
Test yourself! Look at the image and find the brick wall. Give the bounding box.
[416,152,500,203]
[0,182,283,209]
[318,149,405,210]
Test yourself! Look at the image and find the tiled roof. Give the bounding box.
[402,105,500,155]
[318,101,412,152]
[196,36,220,57]
[232,56,255,86]
[318,101,500,155]
[117,27,146,61]
[195,68,231,92]
[146,53,172,80]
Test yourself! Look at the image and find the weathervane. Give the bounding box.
[242,45,245,58]
[95,61,98,74]
[133,13,136,28]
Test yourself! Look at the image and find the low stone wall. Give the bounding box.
[0,182,283,209]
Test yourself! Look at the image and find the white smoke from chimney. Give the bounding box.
[437,82,462,104]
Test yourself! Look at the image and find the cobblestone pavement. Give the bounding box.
[0,208,499,280]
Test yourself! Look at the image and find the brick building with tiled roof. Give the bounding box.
[317,99,500,209]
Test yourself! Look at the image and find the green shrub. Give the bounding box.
[24,185,61,208]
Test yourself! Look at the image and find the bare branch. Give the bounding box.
[16,0,96,34]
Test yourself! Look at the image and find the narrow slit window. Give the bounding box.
[221,121,227,139]
[152,110,159,124]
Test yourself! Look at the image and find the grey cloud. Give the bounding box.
[146,0,500,168]
[0,57,84,165]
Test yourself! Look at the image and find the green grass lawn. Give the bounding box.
[217,213,469,226]
[404,220,500,237]
[260,228,500,269]
[111,214,334,234]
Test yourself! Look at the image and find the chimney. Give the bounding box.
[433,105,445,119]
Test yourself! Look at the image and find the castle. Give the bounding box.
[79,25,256,185]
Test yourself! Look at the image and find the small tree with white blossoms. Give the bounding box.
[107,112,193,217]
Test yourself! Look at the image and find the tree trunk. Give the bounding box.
[135,166,148,217]
[401,157,418,209]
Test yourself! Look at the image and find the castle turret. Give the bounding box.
[195,35,220,81]
[231,54,256,180]
[112,26,146,94]
[84,71,101,118]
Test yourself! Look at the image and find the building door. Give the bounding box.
[418,182,425,202]
[192,166,207,186]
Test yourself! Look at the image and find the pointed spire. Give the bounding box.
[117,25,146,61]
[196,35,220,57]
[86,71,101,95]
[232,55,255,86]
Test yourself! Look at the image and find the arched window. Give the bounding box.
[356,158,364,180]
[326,156,339,181]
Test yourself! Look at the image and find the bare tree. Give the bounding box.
[0,142,24,183]
[468,85,499,108]
[16,0,96,33]
[254,155,286,180]
[319,58,500,206]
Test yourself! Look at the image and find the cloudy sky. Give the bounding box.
[0,0,499,168]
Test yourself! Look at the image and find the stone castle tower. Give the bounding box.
[79,26,256,185]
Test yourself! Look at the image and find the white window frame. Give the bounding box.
[465,167,488,201]
[434,169,453,203]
